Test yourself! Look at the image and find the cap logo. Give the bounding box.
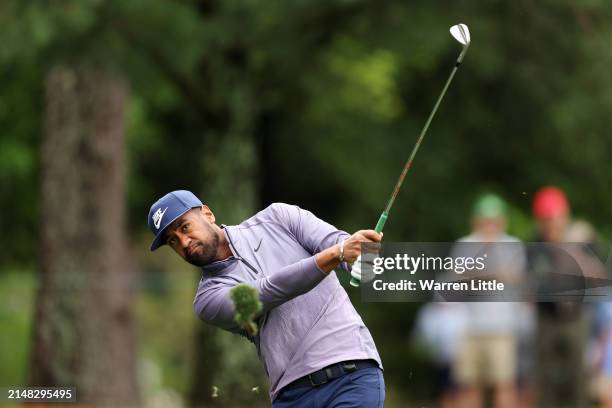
[152,207,168,230]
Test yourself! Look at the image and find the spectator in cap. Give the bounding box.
[450,193,527,408]
[528,186,589,408]
[533,186,570,242]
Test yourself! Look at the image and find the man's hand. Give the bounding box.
[315,230,382,273]
[341,230,383,263]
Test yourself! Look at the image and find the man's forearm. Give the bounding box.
[315,243,342,273]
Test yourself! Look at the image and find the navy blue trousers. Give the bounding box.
[273,367,385,408]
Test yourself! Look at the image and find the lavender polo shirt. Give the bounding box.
[193,203,382,401]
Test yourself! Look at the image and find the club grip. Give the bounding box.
[374,211,388,233]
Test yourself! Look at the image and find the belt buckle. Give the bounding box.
[342,362,357,372]
[308,368,333,387]
[308,373,323,387]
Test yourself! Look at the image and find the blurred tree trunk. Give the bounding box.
[30,64,140,407]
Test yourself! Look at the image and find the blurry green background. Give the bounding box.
[1,0,612,407]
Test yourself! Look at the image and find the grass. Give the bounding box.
[0,270,36,386]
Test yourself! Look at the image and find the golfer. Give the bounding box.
[148,190,385,407]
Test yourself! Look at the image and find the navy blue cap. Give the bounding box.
[148,190,203,251]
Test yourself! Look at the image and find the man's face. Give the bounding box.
[473,216,506,240]
[537,214,569,242]
[164,206,220,266]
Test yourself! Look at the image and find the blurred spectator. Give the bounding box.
[567,218,612,408]
[451,194,526,408]
[591,303,612,408]
[528,186,591,408]
[567,219,597,243]
[414,303,468,408]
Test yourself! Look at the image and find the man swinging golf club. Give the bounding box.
[148,190,385,407]
[149,22,470,407]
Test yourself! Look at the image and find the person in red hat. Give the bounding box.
[532,186,570,242]
[529,186,588,408]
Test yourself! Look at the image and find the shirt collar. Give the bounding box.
[200,225,238,275]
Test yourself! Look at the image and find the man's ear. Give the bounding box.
[201,205,216,224]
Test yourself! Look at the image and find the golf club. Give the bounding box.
[350,23,471,287]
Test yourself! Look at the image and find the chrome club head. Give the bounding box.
[450,23,470,46]
[450,23,470,63]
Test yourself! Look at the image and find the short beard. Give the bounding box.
[185,224,219,267]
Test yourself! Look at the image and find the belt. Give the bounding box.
[282,360,379,391]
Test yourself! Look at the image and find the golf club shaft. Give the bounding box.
[374,49,468,234]
[350,26,470,288]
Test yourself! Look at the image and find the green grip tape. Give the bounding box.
[374,211,388,233]
[349,277,360,287]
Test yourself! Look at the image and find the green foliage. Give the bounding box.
[230,284,262,336]
[2,0,609,264]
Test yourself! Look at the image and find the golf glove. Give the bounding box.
[350,254,377,284]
